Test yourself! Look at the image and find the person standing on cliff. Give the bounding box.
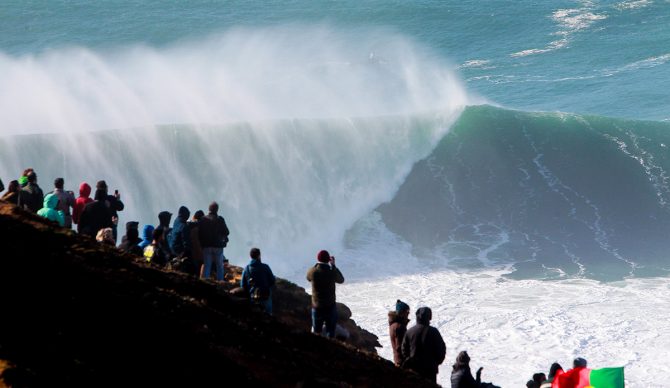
[95,180,124,243]
[241,247,276,314]
[306,250,344,338]
[389,299,411,366]
[52,178,75,229]
[199,202,230,281]
[18,171,44,213]
[401,306,446,383]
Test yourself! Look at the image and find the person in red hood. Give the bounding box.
[73,182,93,226]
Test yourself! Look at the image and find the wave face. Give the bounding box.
[378,105,670,281]
[0,27,467,274]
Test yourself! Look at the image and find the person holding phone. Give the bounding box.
[306,250,344,338]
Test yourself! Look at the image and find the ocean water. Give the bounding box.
[1,1,669,386]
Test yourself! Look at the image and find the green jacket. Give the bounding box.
[306,263,344,309]
[37,193,65,227]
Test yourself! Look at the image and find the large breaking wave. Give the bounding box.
[377,105,670,281]
[0,26,468,274]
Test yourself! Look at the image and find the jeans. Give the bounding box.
[202,247,224,281]
[312,304,338,338]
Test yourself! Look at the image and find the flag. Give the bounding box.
[552,366,624,388]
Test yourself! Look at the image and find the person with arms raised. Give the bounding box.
[306,250,344,338]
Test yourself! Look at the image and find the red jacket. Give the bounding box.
[73,182,93,224]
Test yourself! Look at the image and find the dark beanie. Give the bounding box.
[395,300,410,313]
[317,250,330,263]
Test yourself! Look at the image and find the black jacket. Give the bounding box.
[78,200,113,237]
[198,213,229,248]
[18,183,44,213]
[401,312,446,378]
[118,236,143,256]
[451,366,480,388]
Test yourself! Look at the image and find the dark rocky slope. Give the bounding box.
[0,202,435,387]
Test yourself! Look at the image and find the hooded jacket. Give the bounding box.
[78,190,113,237]
[73,182,93,224]
[389,311,410,366]
[168,206,191,255]
[139,225,155,249]
[37,193,65,227]
[401,307,446,379]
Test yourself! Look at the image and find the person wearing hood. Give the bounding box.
[18,171,44,213]
[139,225,155,250]
[1,180,20,205]
[73,182,93,225]
[52,178,75,228]
[78,189,113,237]
[96,180,124,243]
[118,221,143,256]
[450,351,483,388]
[241,247,276,314]
[401,306,446,383]
[37,193,65,227]
[389,300,411,366]
[168,206,192,258]
[157,210,173,255]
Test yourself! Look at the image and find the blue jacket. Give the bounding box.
[241,259,276,295]
[168,217,191,255]
[139,225,154,249]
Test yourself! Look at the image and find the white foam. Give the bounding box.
[338,268,670,387]
[510,6,606,58]
[614,0,653,11]
[320,212,668,387]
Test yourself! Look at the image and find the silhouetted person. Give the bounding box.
[1,180,20,205]
[52,177,75,228]
[0,178,3,193]
[18,171,43,213]
[533,373,546,388]
[451,351,482,388]
[389,300,410,366]
[96,180,124,243]
[73,182,93,225]
[241,247,276,314]
[144,227,169,267]
[401,307,446,383]
[78,189,113,237]
[157,210,173,255]
[306,250,344,338]
[118,221,143,256]
[539,363,563,388]
[189,210,205,277]
[169,206,191,258]
[199,202,229,281]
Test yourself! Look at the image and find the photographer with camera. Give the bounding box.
[306,250,344,338]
